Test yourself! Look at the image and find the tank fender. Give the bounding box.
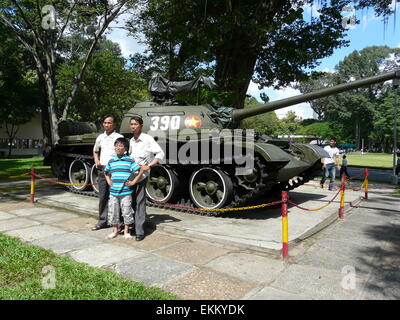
[254,143,292,162]
[220,139,292,162]
[292,144,329,163]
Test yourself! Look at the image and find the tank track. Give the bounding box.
[277,161,323,191]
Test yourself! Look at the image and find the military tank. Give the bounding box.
[44,69,400,213]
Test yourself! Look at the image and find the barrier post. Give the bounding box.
[30,168,35,203]
[339,177,345,219]
[364,168,369,200]
[281,191,289,261]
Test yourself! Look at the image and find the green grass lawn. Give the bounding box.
[0,233,178,300]
[343,153,396,169]
[0,157,52,182]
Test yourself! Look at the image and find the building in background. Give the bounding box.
[0,114,43,158]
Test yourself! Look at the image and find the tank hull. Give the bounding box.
[45,127,327,213]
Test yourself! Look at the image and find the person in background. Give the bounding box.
[91,115,123,231]
[128,115,164,241]
[320,137,340,191]
[340,154,350,179]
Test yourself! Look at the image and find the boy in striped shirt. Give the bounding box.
[104,138,145,240]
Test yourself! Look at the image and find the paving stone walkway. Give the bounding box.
[1,187,399,300]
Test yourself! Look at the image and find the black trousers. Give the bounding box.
[340,166,350,178]
[97,170,109,228]
[132,178,147,236]
[119,178,147,235]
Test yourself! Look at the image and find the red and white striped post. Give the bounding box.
[30,168,35,203]
[281,191,289,261]
[339,177,345,219]
[364,168,369,200]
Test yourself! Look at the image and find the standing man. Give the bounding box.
[320,137,340,191]
[129,115,164,241]
[91,115,123,231]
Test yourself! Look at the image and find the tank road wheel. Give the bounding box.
[189,168,233,209]
[51,154,67,178]
[236,167,261,191]
[90,164,100,194]
[68,159,90,191]
[146,166,180,202]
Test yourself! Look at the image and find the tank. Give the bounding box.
[44,69,400,213]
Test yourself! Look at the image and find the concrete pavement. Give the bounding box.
[0,179,399,300]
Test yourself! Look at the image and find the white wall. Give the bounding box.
[0,114,43,139]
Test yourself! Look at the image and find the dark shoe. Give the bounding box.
[320,184,324,189]
[91,225,103,231]
[135,235,145,241]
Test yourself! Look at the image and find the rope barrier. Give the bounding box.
[287,187,342,211]
[150,199,283,213]
[32,172,98,187]
[7,172,30,179]
[14,166,371,261]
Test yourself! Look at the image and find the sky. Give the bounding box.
[107,2,400,119]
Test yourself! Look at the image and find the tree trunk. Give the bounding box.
[8,137,13,158]
[38,73,53,158]
[215,28,258,109]
[5,123,18,158]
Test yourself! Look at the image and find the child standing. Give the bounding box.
[104,137,145,240]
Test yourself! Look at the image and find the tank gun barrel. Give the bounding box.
[232,69,400,121]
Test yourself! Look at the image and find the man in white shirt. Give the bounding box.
[320,137,340,191]
[129,115,164,241]
[91,115,123,230]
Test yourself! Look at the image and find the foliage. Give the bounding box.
[56,38,147,125]
[371,91,400,152]
[296,45,400,150]
[0,24,38,124]
[0,0,136,148]
[0,24,39,156]
[241,96,283,135]
[126,0,397,109]
[297,120,338,143]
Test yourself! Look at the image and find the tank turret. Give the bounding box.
[45,70,400,213]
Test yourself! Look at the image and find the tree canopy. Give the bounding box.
[296,45,400,150]
[127,0,398,109]
[0,0,136,152]
[0,24,39,156]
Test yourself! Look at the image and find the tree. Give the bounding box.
[296,45,400,149]
[279,111,301,135]
[56,38,147,124]
[0,0,136,155]
[297,121,337,144]
[241,96,282,135]
[127,0,397,109]
[0,24,38,157]
[372,91,400,152]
